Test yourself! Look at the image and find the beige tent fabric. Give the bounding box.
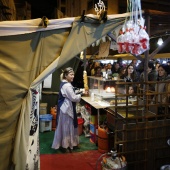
[0,17,74,36]
[0,15,126,169]
[59,17,125,67]
[0,13,130,37]
[0,29,70,170]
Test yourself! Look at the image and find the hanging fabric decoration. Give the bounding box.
[117,0,149,55]
[98,41,111,58]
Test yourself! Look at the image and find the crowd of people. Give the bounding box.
[86,58,170,86]
[86,58,170,115]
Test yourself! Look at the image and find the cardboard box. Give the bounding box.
[40,103,47,114]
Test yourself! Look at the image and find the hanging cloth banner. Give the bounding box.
[98,41,111,58]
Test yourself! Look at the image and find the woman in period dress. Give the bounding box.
[52,67,82,152]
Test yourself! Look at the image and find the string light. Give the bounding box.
[157,38,163,46]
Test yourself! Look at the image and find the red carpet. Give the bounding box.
[40,150,102,170]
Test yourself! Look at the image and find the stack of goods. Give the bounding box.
[90,113,98,144]
[39,103,47,115]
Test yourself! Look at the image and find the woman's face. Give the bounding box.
[65,71,74,82]
[156,63,160,71]
[129,86,134,94]
[158,66,166,77]
[127,66,134,74]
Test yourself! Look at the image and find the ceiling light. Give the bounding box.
[157,38,163,46]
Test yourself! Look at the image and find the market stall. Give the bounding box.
[1,0,170,169]
[0,12,128,170]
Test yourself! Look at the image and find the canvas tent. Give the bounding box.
[0,13,128,169]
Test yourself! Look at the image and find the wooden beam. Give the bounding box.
[86,53,170,60]
[142,0,170,6]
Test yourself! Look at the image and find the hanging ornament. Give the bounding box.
[94,0,106,17]
[116,0,149,55]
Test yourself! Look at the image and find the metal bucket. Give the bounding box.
[160,165,170,170]
[101,160,127,170]
[102,166,127,170]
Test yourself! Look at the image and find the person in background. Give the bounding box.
[86,60,93,76]
[136,59,144,75]
[154,64,170,116]
[101,64,107,78]
[101,64,107,73]
[148,61,158,90]
[130,59,137,71]
[91,62,100,76]
[107,63,112,71]
[124,64,139,82]
[117,57,123,68]
[94,66,102,77]
[106,63,113,79]
[127,85,137,100]
[128,85,135,95]
[52,67,82,153]
[155,60,160,73]
[123,65,139,94]
[140,61,157,91]
[119,66,126,79]
[112,62,121,75]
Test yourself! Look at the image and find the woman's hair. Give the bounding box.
[60,67,74,80]
[158,64,169,74]
[128,85,136,93]
[94,66,102,76]
[124,64,139,82]
[148,61,155,70]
